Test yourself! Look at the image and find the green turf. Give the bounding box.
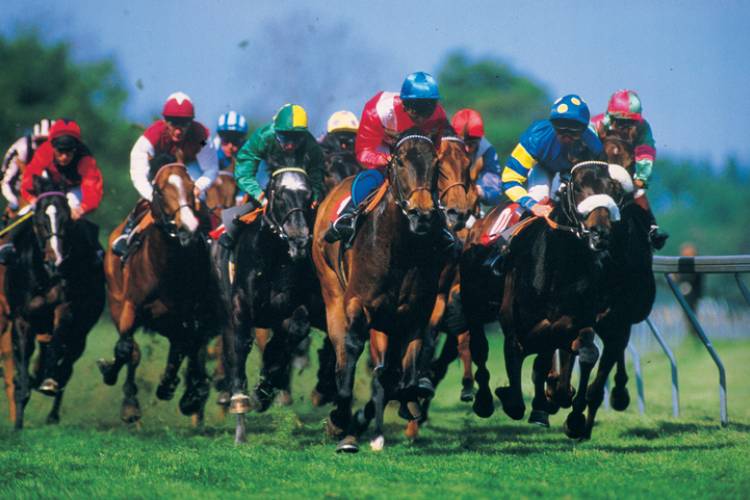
[0,321,748,499]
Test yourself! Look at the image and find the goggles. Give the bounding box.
[165,117,193,128]
[403,99,438,118]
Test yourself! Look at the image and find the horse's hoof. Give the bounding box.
[97,359,117,386]
[38,378,59,396]
[528,409,550,427]
[46,413,60,425]
[545,397,561,415]
[191,412,204,428]
[156,377,180,401]
[276,390,293,407]
[351,409,371,437]
[121,400,141,424]
[610,386,630,411]
[460,386,474,403]
[405,420,419,441]
[398,402,412,421]
[370,435,385,452]
[325,417,344,439]
[336,435,359,453]
[416,377,435,399]
[310,389,325,407]
[216,391,231,407]
[495,386,525,420]
[229,393,251,415]
[179,392,206,417]
[473,388,495,418]
[250,384,275,413]
[563,412,587,439]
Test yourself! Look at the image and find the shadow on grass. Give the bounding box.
[622,420,750,439]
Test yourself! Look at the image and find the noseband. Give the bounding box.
[263,167,310,241]
[388,135,437,215]
[549,161,613,239]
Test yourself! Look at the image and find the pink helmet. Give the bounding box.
[162,92,195,118]
[49,119,82,142]
[606,89,643,121]
[451,109,485,138]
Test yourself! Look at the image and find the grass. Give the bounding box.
[0,320,748,499]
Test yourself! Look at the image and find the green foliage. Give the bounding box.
[437,50,550,156]
[0,30,139,237]
[0,326,749,498]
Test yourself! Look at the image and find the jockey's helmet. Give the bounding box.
[274,104,308,151]
[163,92,195,119]
[49,119,82,152]
[400,72,440,100]
[451,109,485,139]
[549,94,590,127]
[327,110,359,133]
[217,111,249,135]
[606,89,643,121]
[32,118,53,142]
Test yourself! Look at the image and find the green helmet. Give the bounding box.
[273,104,308,132]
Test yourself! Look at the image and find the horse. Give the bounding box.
[218,166,324,443]
[460,162,624,436]
[5,175,105,429]
[322,151,362,196]
[99,162,225,425]
[418,134,479,419]
[312,131,446,452]
[204,170,239,229]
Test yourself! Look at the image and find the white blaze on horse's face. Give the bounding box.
[45,204,63,266]
[278,172,308,192]
[168,174,199,233]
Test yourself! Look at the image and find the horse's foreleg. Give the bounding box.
[98,300,138,386]
[367,329,387,451]
[180,343,209,422]
[312,335,337,407]
[528,351,556,427]
[157,341,186,401]
[611,344,631,411]
[469,321,493,418]
[46,391,64,425]
[12,321,34,430]
[120,339,141,424]
[226,306,255,415]
[457,331,474,402]
[564,328,599,440]
[1,322,16,423]
[495,331,526,420]
[400,333,425,441]
[548,350,575,409]
[584,336,623,439]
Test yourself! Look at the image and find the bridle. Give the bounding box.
[33,190,69,273]
[387,134,438,216]
[262,167,310,242]
[436,135,471,211]
[150,164,195,238]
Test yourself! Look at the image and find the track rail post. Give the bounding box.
[645,318,679,417]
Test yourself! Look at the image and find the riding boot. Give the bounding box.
[644,209,669,250]
[218,199,260,250]
[112,210,140,257]
[324,202,360,244]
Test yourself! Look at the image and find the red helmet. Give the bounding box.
[451,109,485,138]
[162,91,195,118]
[49,118,82,142]
[606,89,643,121]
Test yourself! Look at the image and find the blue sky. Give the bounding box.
[4,0,749,164]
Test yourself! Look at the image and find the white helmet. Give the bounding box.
[32,118,54,141]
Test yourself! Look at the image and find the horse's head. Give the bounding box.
[602,134,635,172]
[31,176,71,275]
[437,135,476,231]
[324,152,361,193]
[388,131,440,236]
[265,167,313,261]
[560,161,624,252]
[150,162,200,247]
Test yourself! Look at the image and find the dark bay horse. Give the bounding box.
[99,162,225,425]
[312,132,445,452]
[219,167,324,442]
[6,176,105,428]
[461,162,624,435]
[323,151,361,196]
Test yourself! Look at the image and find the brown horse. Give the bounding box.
[99,162,226,425]
[312,132,445,452]
[204,170,239,229]
[419,135,478,416]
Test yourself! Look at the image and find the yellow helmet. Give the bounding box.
[327,110,359,133]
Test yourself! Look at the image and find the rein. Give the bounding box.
[263,167,310,241]
[150,164,195,236]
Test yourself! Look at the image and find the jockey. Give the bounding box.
[324,71,451,243]
[112,92,218,256]
[450,109,502,205]
[501,94,603,218]
[319,110,359,155]
[213,110,249,171]
[217,103,325,248]
[0,119,103,265]
[591,89,668,249]
[1,118,53,214]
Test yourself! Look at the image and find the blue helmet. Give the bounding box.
[400,71,440,100]
[217,111,249,135]
[549,94,590,126]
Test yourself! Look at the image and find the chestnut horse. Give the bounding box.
[6,176,105,428]
[204,170,239,229]
[99,162,226,425]
[461,162,624,437]
[312,132,445,452]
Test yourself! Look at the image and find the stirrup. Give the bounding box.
[324,214,356,244]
